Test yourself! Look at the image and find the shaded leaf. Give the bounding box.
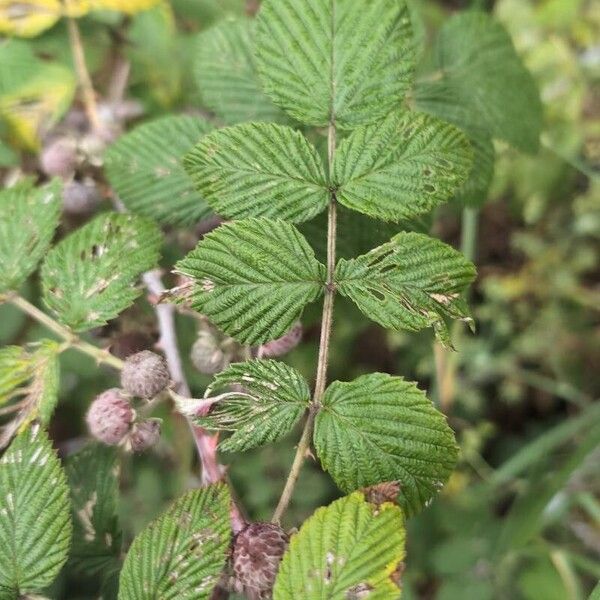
[314,373,459,516]
[455,130,495,207]
[184,122,328,223]
[0,346,30,404]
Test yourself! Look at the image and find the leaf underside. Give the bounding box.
[314,373,459,516]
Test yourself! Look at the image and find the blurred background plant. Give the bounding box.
[0,0,598,598]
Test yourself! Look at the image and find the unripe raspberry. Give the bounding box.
[62,180,101,215]
[232,523,289,600]
[121,350,170,398]
[127,419,161,452]
[40,137,78,178]
[190,330,229,375]
[259,322,302,358]
[86,388,133,445]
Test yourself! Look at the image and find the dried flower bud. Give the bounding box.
[86,388,133,445]
[127,419,161,452]
[40,137,78,178]
[232,523,289,600]
[121,350,170,398]
[62,179,101,215]
[191,330,229,374]
[361,481,401,507]
[259,322,302,358]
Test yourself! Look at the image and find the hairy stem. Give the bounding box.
[272,123,338,524]
[7,294,124,370]
[67,17,102,131]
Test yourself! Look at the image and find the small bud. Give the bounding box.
[191,330,229,375]
[121,350,170,398]
[86,388,133,445]
[40,137,78,178]
[232,523,289,600]
[127,419,161,452]
[62,179,101,215]
[259,322,302,358]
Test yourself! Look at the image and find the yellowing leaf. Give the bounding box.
[0,0,88,37]
[91,0,161,14]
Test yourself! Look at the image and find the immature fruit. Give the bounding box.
[232,523,289,600]
[86,388,133,445]
[259,321,303,358]
[121,350,170,398]
[40,137,78,178]
[191,329,229,375]
[127,419,161,452]
[62,180,101,215]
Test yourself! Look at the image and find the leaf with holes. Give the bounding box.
[41,212,162,332]
[0,425,72,596]
[415,11,542,153]
[332,111,473,222]
[105,115,213,226]
[314,373,458,516]
[274,490,405,599]
[197,360,310,453]
[256,0,415,129]
[0,179,61,293]
[66,444,122,577]
[118,483,231,600]
[184,122,329,223]
[175,218,325,345]
[335,232,476,346]
[194,18,287,125]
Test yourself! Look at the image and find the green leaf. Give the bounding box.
[66,444,122,577]
[335,232,476,346]
[0,180,61,293]
[184,122,329,223]
[314,373,459,516]
[197,359,310,452]
[454,131,495,207]
[175,218,325,345]
[118,483,231,600]
[273,491,405,599]
[332,111,473,222]
[194,18,288,125]
[0,425,72,596]
[256,0,415,129]
[0,346,30,404]
[415,12,542,153]
[28,340,60,426]
[105,115,213,226]
[42,212,162,332]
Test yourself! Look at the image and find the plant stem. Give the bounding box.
[7,294,123,370]
[272,123,338,524]
[67,17,102,131]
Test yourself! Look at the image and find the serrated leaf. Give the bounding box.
[256,0,415,129]
[415,12,542,153]
[105,115,213,226]
[455,131,495,207]
[118,483,231,600]
[0,346,30,405]
[332,111,473,222]
[0,425,72,595]
[41,212,162,332]
[314,373,458,516]
[274,491,405,600]
[335,231,476,346]
[194,18,287,125]
[197,359,310,453]
[175,218,325,345]
[184,122,328,223]
[0,180,61,293]
[66,444,122,576]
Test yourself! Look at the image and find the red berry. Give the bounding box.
[86,388,133,445]
[121,351,170,398]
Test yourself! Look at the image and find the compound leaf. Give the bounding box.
[105,115,213,226]
[0,425,72,595]
[256,0,415,129]
[194,18,287,125]
[42,212,162,332]
[184,122,328,223]
[273,491,405,600]
[198,359,310,453]
[335,232,476,346]
[0,179,61,293]
[415,11,542,153]
[314,373,459,516]
[175,218,325,345]
[118,483,231,600]
[333,111,473,222]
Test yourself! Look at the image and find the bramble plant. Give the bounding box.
[0,0,544,598]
